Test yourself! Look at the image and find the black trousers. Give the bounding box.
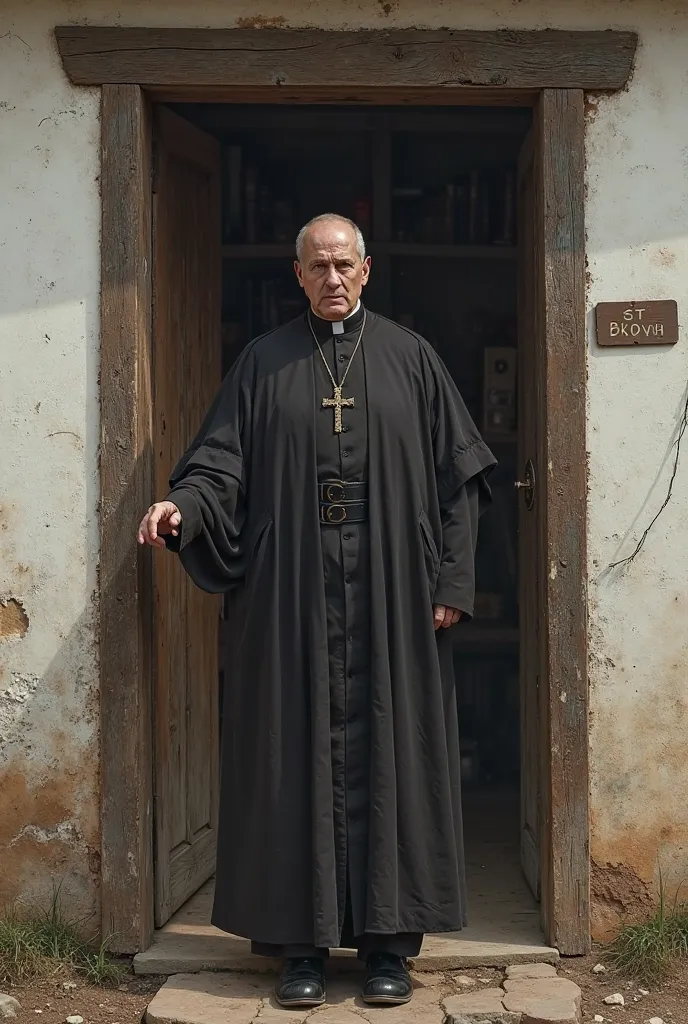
[251,881,423,961]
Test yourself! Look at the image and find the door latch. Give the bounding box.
[515,458,536,511]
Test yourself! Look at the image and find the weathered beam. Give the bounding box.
[100,84,154,954]
[539,88,589,956]
[55,27,637,91]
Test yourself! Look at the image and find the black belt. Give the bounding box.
[319,480,368,525]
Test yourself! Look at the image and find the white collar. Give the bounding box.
[313,300,361,335]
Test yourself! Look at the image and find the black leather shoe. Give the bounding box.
[362,951,413,1005]
[275,957,326,1007]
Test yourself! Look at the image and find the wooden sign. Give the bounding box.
[595,300,679,346]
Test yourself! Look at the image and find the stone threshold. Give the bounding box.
[134,932,559,976]
[145,963,581,1024]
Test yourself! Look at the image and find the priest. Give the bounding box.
[137,214,496,1008]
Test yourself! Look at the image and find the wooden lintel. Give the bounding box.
[55,27,637,92]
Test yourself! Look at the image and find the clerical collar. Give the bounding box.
[309,300,365,340]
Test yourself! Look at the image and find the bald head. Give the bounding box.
[296,214,366,264]
[294,213,371,321]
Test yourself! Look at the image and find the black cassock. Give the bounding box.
[165,303,496,951]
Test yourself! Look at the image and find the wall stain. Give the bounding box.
[654,246,677,267]
[1,751,99,924]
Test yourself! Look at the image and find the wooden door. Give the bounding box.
[516,91,588,951]
[152,106,222,927]
[516,126,546,903]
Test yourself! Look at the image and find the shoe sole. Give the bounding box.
[361,994,413,1005]
[275,996,326,1008]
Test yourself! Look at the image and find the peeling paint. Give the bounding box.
[12,820,83,846]
[235,14,287,28]
[0,673,40,743]
[591,858,656,941]
[0,599,29,641]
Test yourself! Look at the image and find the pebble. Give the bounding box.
[604,993,626,1006]
[593,963,607,973]
[66,1016,84,1024]
[639,989,650,996]
[62,983,77,993]
[645,1018,664,1024]
[0,994,21,1020]
[454,975,476,987]
[594,1017,605,1023]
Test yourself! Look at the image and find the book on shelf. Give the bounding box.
[245,166,258,244]
[223,144,243,243]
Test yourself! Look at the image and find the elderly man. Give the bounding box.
[138,213,496,1008]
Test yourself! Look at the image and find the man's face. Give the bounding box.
[295,221,371,320]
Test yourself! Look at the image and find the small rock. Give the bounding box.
[604,993,625,1006]
[594,1017,605,1023]
[477,975,493,983]
[506,962,558,980]
[639,989,650,996]
[0,995,21,1020]
[593,963,607,973]
[646,1018,664,1024]
[66,1016,85,1024]
[62,984,77,993]
[453,975,476,987]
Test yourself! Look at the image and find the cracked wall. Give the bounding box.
[2,0,688,941]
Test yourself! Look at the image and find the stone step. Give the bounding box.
[135,876,558,976]
[134,931,559,976]
[145,964,581,1024]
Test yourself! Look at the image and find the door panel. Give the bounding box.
[517,124,547,903]
[153,106,222,927]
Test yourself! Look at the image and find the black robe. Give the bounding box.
[166,305,496,948]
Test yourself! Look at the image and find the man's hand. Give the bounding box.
[433,605,462,630]
[137,501,181,549]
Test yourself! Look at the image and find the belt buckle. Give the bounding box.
[325,481,346,503]
[326,504,347,524]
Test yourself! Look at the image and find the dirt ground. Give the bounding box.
[560,952,687,1023]
[5,970,161,1024]
[4,951,688,1023]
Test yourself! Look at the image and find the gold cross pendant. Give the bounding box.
[322,385,355,434]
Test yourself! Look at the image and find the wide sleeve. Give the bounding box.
[163,348,252,594]
[423,339,497,617]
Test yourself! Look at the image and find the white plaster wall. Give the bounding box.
[2,0,687,937]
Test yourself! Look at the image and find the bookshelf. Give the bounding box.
[222,242,518,261]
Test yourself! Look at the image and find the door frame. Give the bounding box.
[56,26,637,955]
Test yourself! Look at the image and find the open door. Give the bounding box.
[516,91,588,952]
[516,125,546,903]
[152,106,222,927]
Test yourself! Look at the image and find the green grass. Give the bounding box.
[608,874,688,983]
[0,890,126,987]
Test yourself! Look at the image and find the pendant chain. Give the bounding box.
[308,309,367,393]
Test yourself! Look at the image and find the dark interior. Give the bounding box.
[173,100,530,812]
